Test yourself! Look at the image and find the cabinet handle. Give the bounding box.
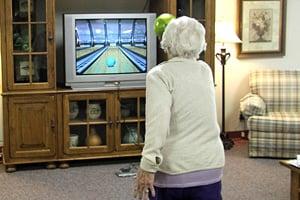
[50,119,56,129]
[48,34,54,41]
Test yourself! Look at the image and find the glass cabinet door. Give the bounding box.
[177,0,205,19]
[63,93,114,154]
[150,0,214,77]
[176,0,215,70]
[177,0,206,61]
[6,0,55,90]
[115,91,145,151]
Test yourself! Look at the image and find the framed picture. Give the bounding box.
[238,0,286,58]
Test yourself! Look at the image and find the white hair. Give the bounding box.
[160,16,207,59]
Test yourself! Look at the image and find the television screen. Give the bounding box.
[75,18,147,75]
[64,13,156,89]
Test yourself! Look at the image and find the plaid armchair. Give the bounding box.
[240,70,300,158]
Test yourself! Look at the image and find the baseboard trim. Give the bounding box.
[226,130,249,139]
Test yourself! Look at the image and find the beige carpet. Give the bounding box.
[222,139,289,200]
[0,139,290,200]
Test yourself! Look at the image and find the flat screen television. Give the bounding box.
[64,13,157,89]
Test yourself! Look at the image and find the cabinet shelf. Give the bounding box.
[69,145,109,150]
[118,118,145,123]
[69,146,88,150]
[68,119,108,125]
[88,120,109,125]
[120,143,143,147]
[12,21,46,24]
[13,52,48,55]
[88,145,109,149]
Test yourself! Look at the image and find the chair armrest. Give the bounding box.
[240,93,266,118]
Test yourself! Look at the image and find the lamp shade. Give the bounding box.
[215,20,242,44]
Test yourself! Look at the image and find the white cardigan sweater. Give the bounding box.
[140,57,225,174]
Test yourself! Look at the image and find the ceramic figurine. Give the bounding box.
[88,103,102,120]
[123,127,138,144]
[86,127,102,146]
[69,134,79,147]
[69,102,79,120]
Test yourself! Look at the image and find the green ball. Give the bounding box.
[154,13,176,38]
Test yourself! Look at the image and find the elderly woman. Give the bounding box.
[134,16,225,200]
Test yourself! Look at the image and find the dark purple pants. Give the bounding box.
[149,181,222,200]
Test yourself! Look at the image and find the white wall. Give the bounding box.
[215,0,300,131]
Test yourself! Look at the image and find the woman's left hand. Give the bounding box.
[134,168,156,200]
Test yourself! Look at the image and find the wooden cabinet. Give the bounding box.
[0,0,215,171]
[1,0,55,91]
[3,94,57,171]
[61,90,145,159]
[0,0,56,172]
[150,0,215,74]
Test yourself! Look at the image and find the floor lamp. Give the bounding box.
[215,21,242,150]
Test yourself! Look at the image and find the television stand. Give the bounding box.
[67,80,146,91]
[3,88,145,172]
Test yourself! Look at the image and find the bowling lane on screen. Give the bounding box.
[83,45,146,74]
[76,46,102,58]
[125,46,146,57]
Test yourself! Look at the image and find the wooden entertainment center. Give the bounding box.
[0,0,215,172]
